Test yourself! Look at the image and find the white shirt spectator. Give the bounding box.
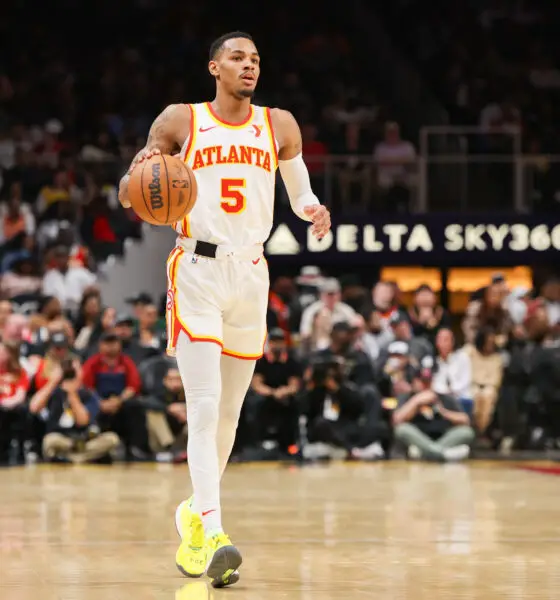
[42,267,97,313]
[373,140,416,189]
[432,349,472,399]
[479,102,521,134]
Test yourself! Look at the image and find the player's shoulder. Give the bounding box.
[268,108,299,139]
[159,103,192,123]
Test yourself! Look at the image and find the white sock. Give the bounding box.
[217,354,257,476]
[176,333,223,534]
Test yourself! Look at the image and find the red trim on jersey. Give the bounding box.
[205,102,254,128]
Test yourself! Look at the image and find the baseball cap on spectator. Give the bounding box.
[125,292,153,305]
[388,340,409,355]
[115,312,134,326]
[49,331,69,348]
[100,331,120,343]
[321,278,341,294]
[296,266,323,287]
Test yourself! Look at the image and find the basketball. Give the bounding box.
[128,154,197,225]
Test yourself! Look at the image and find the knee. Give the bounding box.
[100,432,120,449]
[187,395,219,432]
[394,422,416,441]
[454,425,476,444]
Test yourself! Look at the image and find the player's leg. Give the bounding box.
[175,333,231,579]
[217,354,257,476]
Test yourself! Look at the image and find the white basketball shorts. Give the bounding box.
[165,244,269,360]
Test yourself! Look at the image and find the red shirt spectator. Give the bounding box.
[82,333,141,399]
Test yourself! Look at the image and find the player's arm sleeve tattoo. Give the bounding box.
[275,110,320,222]
[118,104,188,207]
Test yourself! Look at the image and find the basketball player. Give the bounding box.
[118,31,331,587]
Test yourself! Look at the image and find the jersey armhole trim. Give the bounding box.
[183,104,197,163]
[264,107,279,170]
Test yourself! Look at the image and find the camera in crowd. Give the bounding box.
[60,358,77,381]
[310,357,345,388]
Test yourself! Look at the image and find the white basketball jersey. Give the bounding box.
[174,102,278,246]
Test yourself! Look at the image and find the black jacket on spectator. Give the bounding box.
[304,382,364,424]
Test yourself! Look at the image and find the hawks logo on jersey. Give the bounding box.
[191,144,273,173]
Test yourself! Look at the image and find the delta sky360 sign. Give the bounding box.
[264,214,560,266]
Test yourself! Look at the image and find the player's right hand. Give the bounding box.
[127,147,161,175]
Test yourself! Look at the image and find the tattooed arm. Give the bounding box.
[118,103,191,207]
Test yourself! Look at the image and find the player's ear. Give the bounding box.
[208,60,219,78]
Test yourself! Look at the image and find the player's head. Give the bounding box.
[209,32,259,99]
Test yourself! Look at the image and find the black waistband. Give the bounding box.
[194,240,218,258]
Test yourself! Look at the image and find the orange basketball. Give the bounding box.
[128,154,197,225]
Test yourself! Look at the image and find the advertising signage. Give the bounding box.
[264,214,560,266]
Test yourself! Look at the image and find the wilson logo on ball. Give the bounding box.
[148,163,164,210]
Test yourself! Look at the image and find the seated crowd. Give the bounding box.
[0,268,558,466]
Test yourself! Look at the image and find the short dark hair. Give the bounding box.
[209,31,253,60]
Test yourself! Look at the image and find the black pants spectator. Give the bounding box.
[97,398,150,455]
[307,417,378,451]
[0,405,28,461]
[243,392,299,452]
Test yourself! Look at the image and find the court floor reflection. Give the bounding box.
[2,461,560,599]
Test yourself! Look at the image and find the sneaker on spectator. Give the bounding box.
[156,451,174,463]
[407,445,422,460]
[499,437,514,456]
[351,442,385,461]
[302,442,331,460]
[443,445,470,462]
[328,446,348,460]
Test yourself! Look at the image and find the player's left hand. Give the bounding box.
[304,205,331,239]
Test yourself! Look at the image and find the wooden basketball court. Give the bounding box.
[2,461,559,599]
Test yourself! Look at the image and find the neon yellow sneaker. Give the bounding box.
[205,532,242,588]
[175,498,207,578]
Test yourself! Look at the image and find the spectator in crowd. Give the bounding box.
[30,357,119,464]
[0,252,42,299]
[407,284,451,345]
[363,280,399,326]
[42,245,97,315]
[392,385,475,462]
[310,322,376,389]
[301,356,383,461]
[373,122,417,212]
[463,281,512,348]
[0,342,30,462]
[299,278,356,353]
[465,328,504,436]
[377,340,421,401]
[354,311,394,362]
[135,300,164,359]
[246,328,302,456]
[81,332,149,459]
[432,328,473,416]
[82,306,117,358]
[539,276,560,330]
[144,364,187,462]
[73,290,103,352]
[0,181,35,247]
[378,310,432,368]
[0,299,13,339]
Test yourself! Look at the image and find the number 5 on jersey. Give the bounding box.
[221,178,246,214]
